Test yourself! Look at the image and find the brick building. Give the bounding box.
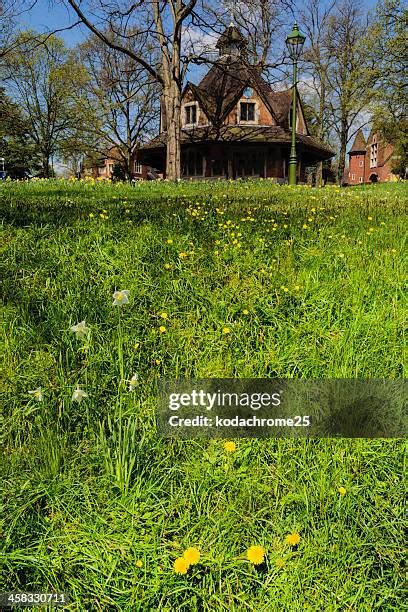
[346,129,398,185]
[86,146,149,180]
[139,25,334,180]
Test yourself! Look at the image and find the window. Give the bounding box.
[240,102,255,122]
[134,160,142,174]
[359,160,364,167]
[108,164,113,173]
[211,158,225,176]
[183,150,203,176]
[359,176,363,183]
[185,104,197,125]
[370,142,378,168]
[351,173,355,180]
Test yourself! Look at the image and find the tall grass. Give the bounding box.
[1,179,406,610]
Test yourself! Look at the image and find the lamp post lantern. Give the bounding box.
[286,23,306,186]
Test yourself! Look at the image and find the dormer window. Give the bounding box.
[185,104,197,126]
[240,102,255,122]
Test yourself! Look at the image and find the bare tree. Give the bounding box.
[65,0,197,180]
[324,0,379,182]
[79,33,160,178]
[197,0,294,81]
[299,0,335,185]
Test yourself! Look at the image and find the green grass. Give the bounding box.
[1,178,407,610]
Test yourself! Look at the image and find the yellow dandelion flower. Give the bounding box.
[247,545,266,565]
[167,239,173,244]
[160,312,168,319]
[183,547,200,565]
[164,263,171,270]
[242,309,249,315]
[224,441,236,453]
[285,533,301,546]
[89,213,94,218]
[155,359,161,365]
[136,559,143,568]
[179,252,188,259]
[173,557,189,575]
[368,216,373,220]
[222,327,231,335]
[338,486,347,496]
[159,326,166,334]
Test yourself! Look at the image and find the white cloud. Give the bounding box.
[182,27,219,57]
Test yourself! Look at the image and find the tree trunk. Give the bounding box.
[41,152,50,178]
[315,75,326,187]
[337,122,348,184]
[164,82,181,180]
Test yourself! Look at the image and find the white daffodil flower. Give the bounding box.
[72,388,88,403]
[70,320,89,339]
[28,387,43,401]
[129,373,138,391]
[112,290,130,306]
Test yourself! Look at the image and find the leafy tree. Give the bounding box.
[3,32,92,177]
[0,87,40,177]
[370,0,407,177]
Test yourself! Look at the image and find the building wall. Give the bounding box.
[225,92,276,126]
[182,90,209,126]
[347,133,397,185]
[348,152,365,185]
[89,155,149,180]
[181,89,276,128]
[364,134,396,182]
[180,144,310,182]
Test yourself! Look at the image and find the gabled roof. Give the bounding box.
[140,125,334,160]
[349,129,367,153]
[183,57,294,127]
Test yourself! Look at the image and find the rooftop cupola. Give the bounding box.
[216,24,247,58]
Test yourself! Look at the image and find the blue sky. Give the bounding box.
[21,0,379,54]
[19,0,379,88]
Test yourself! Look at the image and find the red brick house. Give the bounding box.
[86,146,149,180]
[345,129,398,185]
[139,25,334,180]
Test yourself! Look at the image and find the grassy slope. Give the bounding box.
[1,180,407,611]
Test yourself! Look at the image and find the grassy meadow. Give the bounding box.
[1,178,407,610]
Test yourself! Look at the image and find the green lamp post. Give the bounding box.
[286,23,306,186]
